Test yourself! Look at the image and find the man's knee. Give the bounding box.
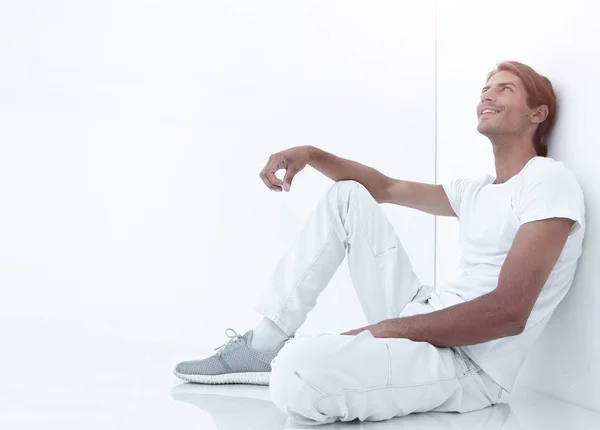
[328,179,376,204]
[330,179,361,194]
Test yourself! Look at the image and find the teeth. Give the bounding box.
[482,109,498,115]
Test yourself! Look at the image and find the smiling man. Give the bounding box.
[174,61,586,425]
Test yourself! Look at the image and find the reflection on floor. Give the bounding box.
[2,318,599,429]
[169,382,596,429]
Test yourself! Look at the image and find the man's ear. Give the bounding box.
[532,104,549,124]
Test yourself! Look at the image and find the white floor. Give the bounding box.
[3,318,600,430]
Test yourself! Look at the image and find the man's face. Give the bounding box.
[476,70,536,139]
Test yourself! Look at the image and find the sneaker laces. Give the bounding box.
[213,328,245,357]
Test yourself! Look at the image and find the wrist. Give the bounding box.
[376,319,397,338]
[306,145,318,163]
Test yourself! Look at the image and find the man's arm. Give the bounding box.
[305,146,456,216]
[374,290,523,346]
[305,146,391,202]
[344,217,575,346]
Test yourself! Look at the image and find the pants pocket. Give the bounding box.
[365,225,397,258]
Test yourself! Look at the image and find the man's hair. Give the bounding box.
[486,61,557,157]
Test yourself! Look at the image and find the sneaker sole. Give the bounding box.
[173,369,271,385]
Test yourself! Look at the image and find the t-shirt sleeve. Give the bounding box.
[441,177,471,218]
[515,164,585,236]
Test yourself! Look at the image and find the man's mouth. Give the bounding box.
[480,108,500,117]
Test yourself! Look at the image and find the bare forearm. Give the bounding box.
[378,292,524,347]
[307,146,390,203]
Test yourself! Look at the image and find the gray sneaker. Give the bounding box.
[173,328,291,385]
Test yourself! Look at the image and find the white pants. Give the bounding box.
[252,180,505,425]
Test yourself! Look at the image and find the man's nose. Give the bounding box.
[480,89,494,102]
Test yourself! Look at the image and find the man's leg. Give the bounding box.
[253,179,424,336]
[174,179,424,385]
[255,180,496,423]
[269,330,497,425]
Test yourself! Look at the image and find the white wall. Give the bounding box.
[0,0,436,347]
[435,0,599,413]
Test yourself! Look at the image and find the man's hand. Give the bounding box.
[259,146,312,192]
[340,321,390,337]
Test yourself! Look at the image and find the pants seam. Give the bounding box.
[346,201,374,256]
[344,182,380,257]
[349,182,400,257]
[272,208,340,325]
[385,343,392,386]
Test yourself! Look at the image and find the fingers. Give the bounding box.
[283,166,298,192]
[267,172,284,189]
[259,173,282,191]
[259,158,284,192]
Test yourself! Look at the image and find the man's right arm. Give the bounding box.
[307,146,456,217]
[382,179,457,217]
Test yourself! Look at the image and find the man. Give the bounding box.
[174,61,586,425]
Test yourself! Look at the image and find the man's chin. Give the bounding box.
[476,124,494,136]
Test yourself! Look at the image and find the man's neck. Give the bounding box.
[490,136,539,184]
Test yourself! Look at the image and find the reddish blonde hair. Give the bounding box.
[486,61,557,157]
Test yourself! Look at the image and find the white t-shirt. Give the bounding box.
[436,156,586,394]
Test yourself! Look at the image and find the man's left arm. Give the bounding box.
[343,217,575,347]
